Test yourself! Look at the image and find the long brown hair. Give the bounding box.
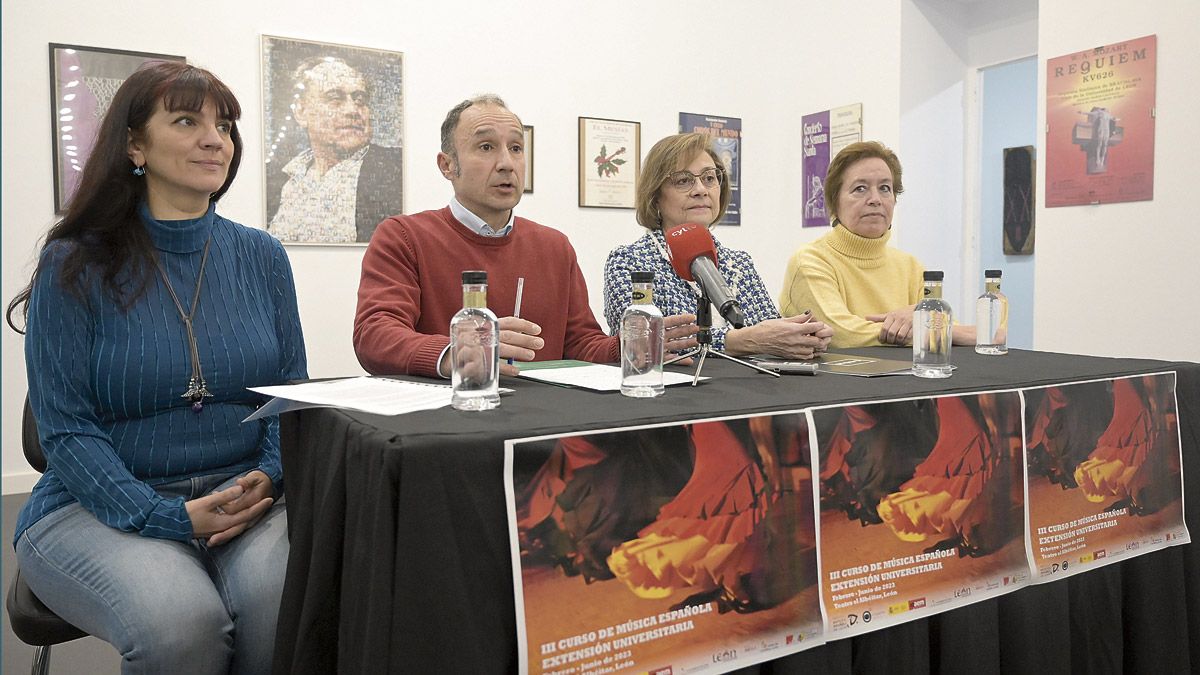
[6,61,243,332]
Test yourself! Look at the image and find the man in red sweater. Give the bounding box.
[354,95,697,378]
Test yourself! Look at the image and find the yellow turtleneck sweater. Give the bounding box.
[779,226,924,348]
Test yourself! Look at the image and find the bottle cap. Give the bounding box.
[630,271,655,283]
[923,270,944,281]
[462,270,487,284]
[985,269,1002,278]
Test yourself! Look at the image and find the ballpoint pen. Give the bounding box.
[508,277,525,366]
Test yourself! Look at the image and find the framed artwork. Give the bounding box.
[680,112,741,226]
[49,43,185,213]
[578,116,640,209]
[1003,146,1036,255]
[523,125,534,193]
[801,103,863,227]
[1044,34,1156,207]
[261,35,404,245]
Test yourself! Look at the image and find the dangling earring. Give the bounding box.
[132,165,146,176]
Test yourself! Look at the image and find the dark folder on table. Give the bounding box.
[815,353,915,377]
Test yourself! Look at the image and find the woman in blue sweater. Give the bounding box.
[7,61,307,674]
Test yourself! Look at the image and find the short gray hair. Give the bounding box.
[439,94,516,157]
[291,56,369,99]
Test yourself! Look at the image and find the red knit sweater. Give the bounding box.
[354,207,618,377]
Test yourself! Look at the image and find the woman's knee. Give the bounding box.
[119,596,233,673]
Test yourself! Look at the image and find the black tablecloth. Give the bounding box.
[273,348,1200,674]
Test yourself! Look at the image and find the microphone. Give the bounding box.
[663,223,745,328]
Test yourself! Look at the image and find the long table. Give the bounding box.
[272,348,1200,673]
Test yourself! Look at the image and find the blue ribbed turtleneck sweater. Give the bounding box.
[16,204,307,543]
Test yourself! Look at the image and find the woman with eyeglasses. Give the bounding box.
[603,133,832,359]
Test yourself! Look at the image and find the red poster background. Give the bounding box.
[1023,373,1188,582]
[1045,34,1156,207]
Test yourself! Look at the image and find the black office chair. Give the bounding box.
[6,398,88,675]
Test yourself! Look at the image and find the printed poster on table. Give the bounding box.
[1023,373,1189,582]
[679,112,741,226]
[801,103,862,227]
[1045,34,1156,207]
[811,391,1030,639]
[505,413,823,675]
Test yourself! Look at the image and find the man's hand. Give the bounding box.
[663,313,699,356]
[498,317,543,376]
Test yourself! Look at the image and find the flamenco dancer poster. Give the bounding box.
[810,392,1029,639]
[1045,34,1156,207]
[505,413,822,675]
[1023,373,1189,582]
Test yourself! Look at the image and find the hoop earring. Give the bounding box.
[132,165,146,176]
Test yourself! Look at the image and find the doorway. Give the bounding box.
[978,56,1037,349]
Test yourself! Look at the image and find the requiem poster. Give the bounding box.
[1045,35,1156,207]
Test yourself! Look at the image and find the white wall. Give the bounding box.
[900,0,969,312]
[1034,1,1200,362]
[1,0,903,491]
[965,0,1038,68]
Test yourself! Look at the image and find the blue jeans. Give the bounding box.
[15,471,288,675]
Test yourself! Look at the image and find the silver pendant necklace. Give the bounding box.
[151,237,213,413]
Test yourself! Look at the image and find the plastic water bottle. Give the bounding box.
[450,270,500,410]
[620,271,664,398]
[913,270,953,378]
[975,269,1009,355]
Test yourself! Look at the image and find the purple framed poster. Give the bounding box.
[679,112,741,226]
[802,111,831,227]
[802,103,862,227]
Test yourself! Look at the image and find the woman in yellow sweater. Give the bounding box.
[780,141,974,348]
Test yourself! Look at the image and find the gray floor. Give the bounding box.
[3,492,121,674]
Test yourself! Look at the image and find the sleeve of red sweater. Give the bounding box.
[561,245,620,364]
[353,217,449,377]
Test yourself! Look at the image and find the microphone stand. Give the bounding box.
[664,293,780,385]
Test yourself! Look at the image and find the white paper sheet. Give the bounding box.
[517,362,704,391]
[244,377,453,420]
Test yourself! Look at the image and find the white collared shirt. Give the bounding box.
[269,146,368,243]
[449,196,514,237]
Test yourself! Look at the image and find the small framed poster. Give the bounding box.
[578,116,640,209]
[523,125,535,193]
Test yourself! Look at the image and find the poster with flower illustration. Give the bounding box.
[579,117,640,208]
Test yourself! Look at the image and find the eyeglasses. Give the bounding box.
[664,167,723,192]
